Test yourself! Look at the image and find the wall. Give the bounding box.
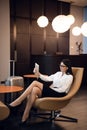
[0,0,10,82]
[0,0,86,81]
[83,6,87,54]
[10,0,70,75]
[70,5,83,55]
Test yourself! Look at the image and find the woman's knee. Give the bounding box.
[32,80,38,85]
[32,80,43,87]
[32,87,42,96]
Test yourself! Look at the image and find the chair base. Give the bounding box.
[31,110,78,123]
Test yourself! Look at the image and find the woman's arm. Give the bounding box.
[39,74,53,81]
[33,67,52,81]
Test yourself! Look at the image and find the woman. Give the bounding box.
[8,59,73,124]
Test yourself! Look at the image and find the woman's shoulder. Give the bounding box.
[66,74,73,79]
[55,71,62,75]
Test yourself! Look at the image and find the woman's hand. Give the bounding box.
[33,68,40,78]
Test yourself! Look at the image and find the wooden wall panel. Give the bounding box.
[10,0,70,75]
[58,36,69,55]
[46,36,57,54]
[16,34,30,63]
[31,35,43,54]
[16,0,30,17]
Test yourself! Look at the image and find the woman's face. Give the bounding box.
[59,62,68,73]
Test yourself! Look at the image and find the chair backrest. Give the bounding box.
[66,67,84,99]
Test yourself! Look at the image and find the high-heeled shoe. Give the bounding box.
[19,120,29,127]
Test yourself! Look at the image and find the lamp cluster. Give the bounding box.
[37,14,75,33]
[72,22,87,37]
[52,14,75,33]
[37,15,87,37]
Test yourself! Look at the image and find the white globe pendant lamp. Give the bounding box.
[67,14,75,25]
[72,26,81,36]
[81,22,87,37]
[37,15,49,28]
[52,15,70,33]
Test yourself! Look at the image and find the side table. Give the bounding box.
[0,85,23,103]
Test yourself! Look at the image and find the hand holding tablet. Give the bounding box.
[35,63,39,73]
[33,63,39,79]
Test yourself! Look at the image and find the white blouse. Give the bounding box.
[40,72,73,93]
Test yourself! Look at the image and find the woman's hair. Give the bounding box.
[61,59,73,75]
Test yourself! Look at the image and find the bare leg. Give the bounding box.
[22,87,42,122]
[10,80,43,107]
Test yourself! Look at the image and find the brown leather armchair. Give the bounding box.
[32,67,84,122]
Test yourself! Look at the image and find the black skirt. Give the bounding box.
[42,85,67,97]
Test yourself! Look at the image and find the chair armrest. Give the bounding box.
[0,101,10,120]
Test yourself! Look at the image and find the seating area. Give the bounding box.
[32,67,84,122]
[0,0,87,130]
[0,67,84,122]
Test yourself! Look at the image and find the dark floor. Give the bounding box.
[0,86,87,130]
[0,110,66,130]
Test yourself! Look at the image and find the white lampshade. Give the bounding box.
[37,15,49,28]
[52,15,70,33]
[81,22,87,37]
[72,26,81,36]
[67,14,75,25]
